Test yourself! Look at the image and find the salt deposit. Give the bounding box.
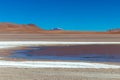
[0,60,119,68]
[0,41,120,49]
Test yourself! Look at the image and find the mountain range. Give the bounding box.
[0,23,119,34]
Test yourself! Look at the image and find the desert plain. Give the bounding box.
[0,33,120,42]
[0,68,119,80]
[0,23,119,80]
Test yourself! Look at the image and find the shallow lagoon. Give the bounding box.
[0,41,119,62]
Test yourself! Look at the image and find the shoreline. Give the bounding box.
[0,41,120,49]
[0,60,119,69]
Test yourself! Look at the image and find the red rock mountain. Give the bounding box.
[0,23,119,34]
[0,23,43,33]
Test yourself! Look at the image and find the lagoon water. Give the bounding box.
[9,46,120,62]
[0,41,119,68]
[0,41,118,62]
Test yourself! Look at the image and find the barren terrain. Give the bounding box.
[0,23,119,41]
[0,23,119,80]
[0,68,119,80]
[0,34,120,41]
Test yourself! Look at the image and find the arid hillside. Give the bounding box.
[0,23,43,33]
[0,23,119,34]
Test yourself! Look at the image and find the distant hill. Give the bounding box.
[0,23,119,34]
[107,28,120,33]
[0,23,43,33]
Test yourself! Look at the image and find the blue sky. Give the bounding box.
[0,0,120,31]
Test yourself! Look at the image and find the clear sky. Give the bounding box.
[0,0,120,31]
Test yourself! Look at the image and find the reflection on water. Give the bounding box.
[8,46,120,62]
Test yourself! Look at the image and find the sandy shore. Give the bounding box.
[0,33,119,41]
[0,68,119,80]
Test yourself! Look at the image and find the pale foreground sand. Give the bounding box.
[0,60,119,80]
[0,68,119,80]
